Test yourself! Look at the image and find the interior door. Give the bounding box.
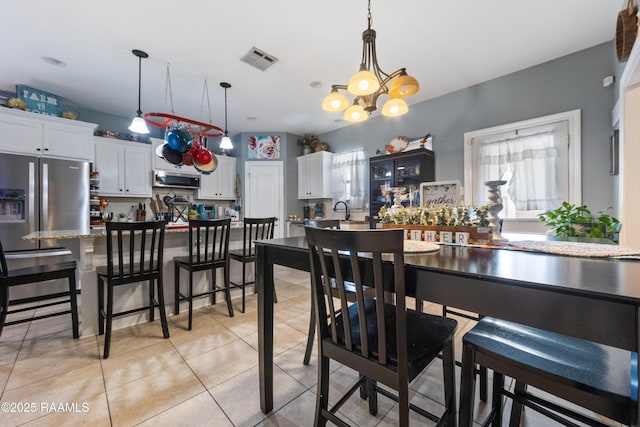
[245,161,283,238]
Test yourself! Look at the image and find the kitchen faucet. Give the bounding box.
[333,201,350,221]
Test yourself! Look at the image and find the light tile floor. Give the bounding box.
[0,266,622,426]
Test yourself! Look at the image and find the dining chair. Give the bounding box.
[229,217,276,313]
[97,221,169,359]
[459,317,635,427]
[0,240,79,339]
[302,218,341,365]
[174,218,233,330]
[305,227,458,426]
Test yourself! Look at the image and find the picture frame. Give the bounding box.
[420,180,462,208]
[248,135,281,159]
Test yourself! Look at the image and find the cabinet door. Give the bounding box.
[306,155,324,198]
[95,142,124,196]
[198,156,236,200]
[43,121,93,160]
[297,155,311,198]
[124,144,152,197]
[0,111,42,155]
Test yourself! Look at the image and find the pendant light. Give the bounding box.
[219,82,233,150]
[128,49,150,134]
[321,0,419,122]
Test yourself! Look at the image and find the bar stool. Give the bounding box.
[97,221,169,359]
[0,240,79,339]
[229,217,276,313]
[459,317,635,426]
[174,218,233,330]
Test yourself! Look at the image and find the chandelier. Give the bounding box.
[322,0,419,123]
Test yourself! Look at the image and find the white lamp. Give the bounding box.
[219,82,233,150]
[128,49,150,134]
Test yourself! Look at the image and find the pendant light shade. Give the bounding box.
[219,82,233,150]
[322,88,349,112]
[381,98,409,117]
[347,69,380,96]
[343,102,368,123]
[128,49,150,134]
[388,73,420,99]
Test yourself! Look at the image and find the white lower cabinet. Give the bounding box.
[94,137,152,197]
[198,155,237,200]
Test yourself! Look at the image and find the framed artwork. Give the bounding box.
[420,180,462,208]
[248,135,280,159]
[16,84,61,117]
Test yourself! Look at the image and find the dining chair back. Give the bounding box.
[0,240,79,339]
[97,221,169,358]
[229,217,276,313]
[305,227,458,426]
[459,317,635,426]
[174,218,233,330]
[302,219,340,365]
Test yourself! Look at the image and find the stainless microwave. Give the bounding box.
[152,170,200,189]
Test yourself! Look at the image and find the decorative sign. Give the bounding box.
[16,85,61,117]
[420,180,462,208]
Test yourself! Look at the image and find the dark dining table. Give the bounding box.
[255,235,640,422]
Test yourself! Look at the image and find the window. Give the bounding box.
[331,149,366,209]
[464,110,581,233]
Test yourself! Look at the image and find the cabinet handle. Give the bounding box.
[44,148,49,151]
[119,189,123,192]
[36,148,41,151]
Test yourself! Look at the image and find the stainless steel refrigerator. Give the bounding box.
[0,153,89,252]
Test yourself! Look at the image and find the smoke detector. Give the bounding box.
[240,47,278,71]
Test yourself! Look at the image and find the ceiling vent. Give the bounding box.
[240,47,278,71]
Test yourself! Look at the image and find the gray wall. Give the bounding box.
[319,41,617,214]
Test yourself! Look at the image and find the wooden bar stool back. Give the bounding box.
[229,217,275,313]
[97,221,169,358]
[0,240,79,339]
[174,218,234,330]
[305,227,458,426]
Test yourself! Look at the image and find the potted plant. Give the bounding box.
[117,213,127,222]
[297,134,319,155]
[538,202,621,242]
[188,209,198,221]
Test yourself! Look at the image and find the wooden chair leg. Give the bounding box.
[188,270,193,331]
[103,282,114,359]
[442,339,457,427]
[0,284,8,338]
[223,264,234,317]
[156,277,170,339]
[480,365,489,402]
[314,355,330,427]
[459,343,477,427]
[67,271,79,339]
[303,294,315,365]
[149,279,155,322]
[241,261,247,313]
[174,264,180,315]
[367,378,378,416]
[211,268,217,305]
[97,276,104,336]
[491,372,505,427]
[508,380,527,427]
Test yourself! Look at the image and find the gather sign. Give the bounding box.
[420,180,462,208]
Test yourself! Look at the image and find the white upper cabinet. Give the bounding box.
[150,137,200,175]
[198,155,237,200]
[0,107,96,160]
[94,137,152,197]
[297,151,334,199]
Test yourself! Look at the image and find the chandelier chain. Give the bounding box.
[201,78,213,124]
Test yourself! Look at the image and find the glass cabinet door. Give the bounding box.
[395,156,425,207]
[369,159,394,224]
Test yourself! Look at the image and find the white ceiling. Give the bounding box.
[1,1,623,136]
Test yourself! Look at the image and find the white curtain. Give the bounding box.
[331,149,366,209]
[477,133,560,210]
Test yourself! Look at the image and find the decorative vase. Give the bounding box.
[484,180,508,243]
[303,146,312,155]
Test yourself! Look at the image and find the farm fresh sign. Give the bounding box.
[17,85,61,117]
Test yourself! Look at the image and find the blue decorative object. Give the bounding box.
[314,202,324,218]
[16,84,61,117]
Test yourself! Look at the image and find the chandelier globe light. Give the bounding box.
[321,0,419,123]
[219,82,233,150]
[128,49,150,134]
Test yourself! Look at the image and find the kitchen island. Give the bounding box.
[22,222,247,337]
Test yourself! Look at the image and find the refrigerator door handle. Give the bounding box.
[42,161,48,230]
[28,161,36,234]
